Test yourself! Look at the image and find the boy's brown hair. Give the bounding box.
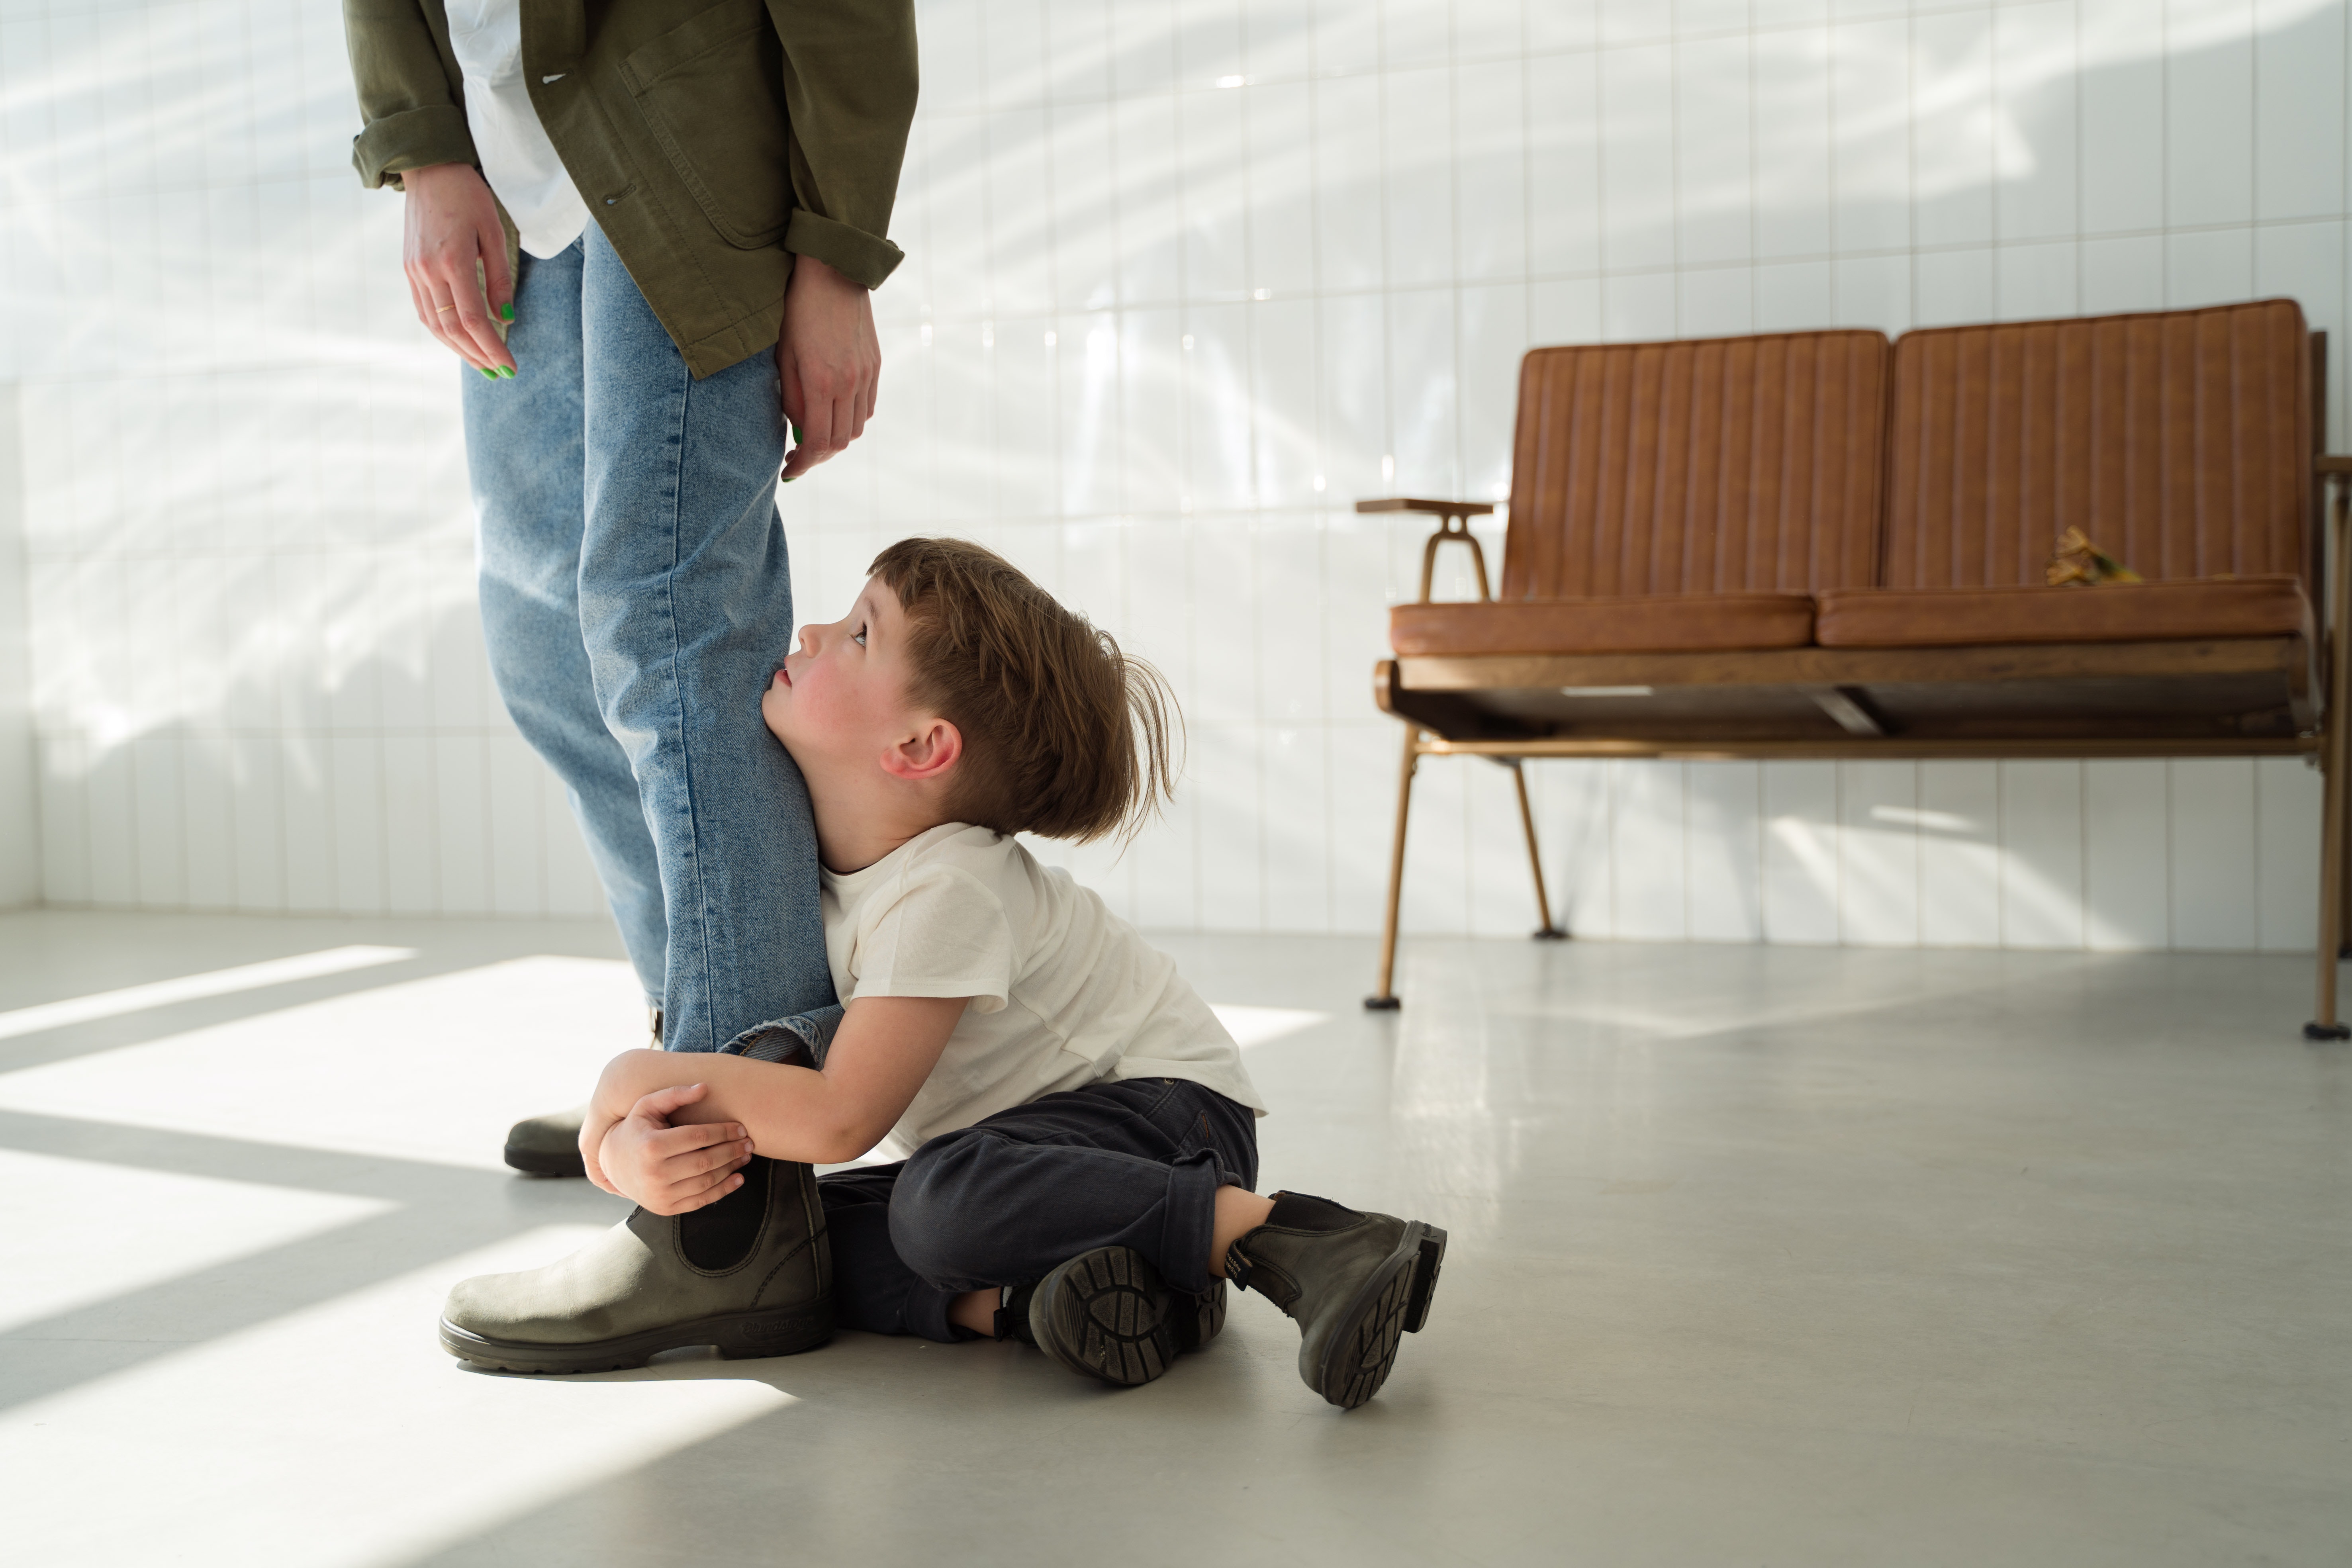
[868,538,1179,843]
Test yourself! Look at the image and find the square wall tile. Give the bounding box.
[1527,51,1602,276]
[1455,58,1530,282]
[2167,227,2257,308]
[1686,761,1763,942]
[1762,761,1839,944]
[2080,47,2163,233]
[1994,2,2078,244]
[1911,8,1998,250]
[2254,755,2321,951]
[1678,33,1753,268]
[1916,248,1996,327]
[1614,760,1688,941]
[2166,0,2256,229]
[2254,0,2343,221]
[2168,757,2258,949]
[1831,18,1912,253]
[1757,260,1836,330]
[1919,761,2000,947]
[2085,759,2168,950]
[1999,760,2083,949]
[1997,240,2078,321]
[1383,70,1456,291]
[2080,235,2165,313]
[1602,44,1676,272]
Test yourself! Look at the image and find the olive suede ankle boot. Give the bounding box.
[438,1156,833,1374]
[1224,1191,1446,1409]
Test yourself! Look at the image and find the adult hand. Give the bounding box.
[595,1084,756,1215]
[401,162,516,376]
[777,254,879,479]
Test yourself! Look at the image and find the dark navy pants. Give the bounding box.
[819,1076,1259,1343]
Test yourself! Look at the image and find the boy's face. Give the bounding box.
[761,576,926,773]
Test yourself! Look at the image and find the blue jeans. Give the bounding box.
[462,224,833,1053]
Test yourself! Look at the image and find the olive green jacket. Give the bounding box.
[344,0,917,378]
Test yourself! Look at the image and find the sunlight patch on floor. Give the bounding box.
[0,1225,796,1568]
[0,1149,394,1335]
[0,946,418,1040]
[0,957,646,1170]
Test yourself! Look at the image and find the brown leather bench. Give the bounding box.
[1367,299,2352,1037]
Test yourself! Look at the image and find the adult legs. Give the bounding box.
[574,224,834,1052]
[463,240,666,1002]
[818,1078,1261,1343]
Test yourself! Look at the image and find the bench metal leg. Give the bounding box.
[1507,760,1567,940]
[1367,727,1420,1010]
[2313,731,2346,1039]
[2311,487,2352,1040]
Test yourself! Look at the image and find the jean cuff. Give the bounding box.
[905,1280,965,1344]
[714,1003,846,1066]
[1157,1148,1228,1296]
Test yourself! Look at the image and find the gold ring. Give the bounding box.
[436,304,456,314]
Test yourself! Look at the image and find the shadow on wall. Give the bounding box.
[33,586,607,922]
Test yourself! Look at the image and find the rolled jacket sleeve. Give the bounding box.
[343,0,478,190]
[767,0,919,289]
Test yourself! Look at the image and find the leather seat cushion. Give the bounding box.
[1391,593,1817,657]
[1814,576,2312,648]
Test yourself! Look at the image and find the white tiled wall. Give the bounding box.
[5,0,2348,951]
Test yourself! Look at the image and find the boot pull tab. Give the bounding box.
[1223,1243,1255,1294]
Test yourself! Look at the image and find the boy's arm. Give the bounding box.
[583,994,967,1204]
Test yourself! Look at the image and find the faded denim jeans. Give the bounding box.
[462,222,834,1054]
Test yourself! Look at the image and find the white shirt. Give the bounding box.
[824,824,1267,1161]
[445,0,590,259]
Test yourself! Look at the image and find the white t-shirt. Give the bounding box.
[824,824,1267,1161]
[445,0,591,259]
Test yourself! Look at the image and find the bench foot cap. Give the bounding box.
[1364,995,1402,1012]
[2303,1020,2350,1041]
[1532,927,1568,941]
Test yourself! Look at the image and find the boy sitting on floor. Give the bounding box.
[438,539,1445,1407]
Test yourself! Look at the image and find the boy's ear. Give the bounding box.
[880,716,962,785]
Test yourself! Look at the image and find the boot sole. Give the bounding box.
[1028,1246,1178,1387]
[1314,1222,1448,1410]
[438,1299,833,1375]
[1174,1278,1227,1354]
[501,1143,586,1179]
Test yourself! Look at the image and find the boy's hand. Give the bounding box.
[594,1084,756,1215]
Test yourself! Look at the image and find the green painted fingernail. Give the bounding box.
[499,302,514,322]
[791,423,803,444]
[499,366,515,379]
[478,366,496,379]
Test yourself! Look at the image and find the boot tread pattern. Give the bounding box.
[1040,1247,1174,1386]
[1329,1264,1416,1409]
[1321,1220,1446,1409]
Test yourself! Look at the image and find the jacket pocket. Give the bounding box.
[619,0,792,249]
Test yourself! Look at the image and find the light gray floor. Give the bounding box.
[0,908,2346,1566]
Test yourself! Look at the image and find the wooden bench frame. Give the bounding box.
[1361,461,2352,1038]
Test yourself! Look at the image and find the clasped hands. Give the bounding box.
[580,1081,758,1216]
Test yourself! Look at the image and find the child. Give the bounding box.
[439,539,1445,1407]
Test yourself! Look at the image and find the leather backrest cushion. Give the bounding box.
[1885,298,2312,587]
[1502,329,1890,599]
